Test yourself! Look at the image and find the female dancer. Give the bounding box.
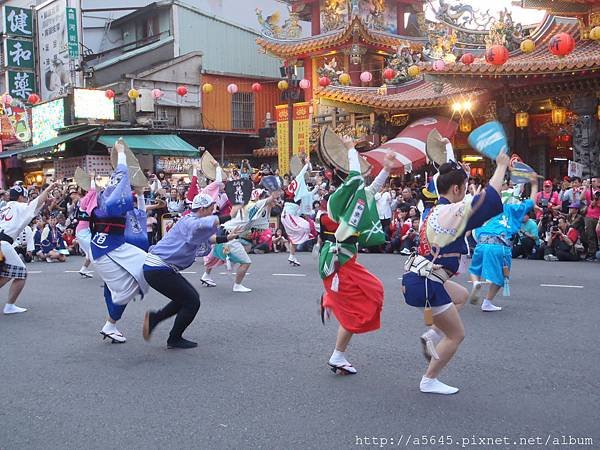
[73,184,97,278]
[319,140,394,374]
[402,153,509,394]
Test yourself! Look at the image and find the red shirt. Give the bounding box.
[63,233,75,246]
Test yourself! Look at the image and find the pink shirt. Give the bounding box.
[75,189,98,233]
[584,190,600,219]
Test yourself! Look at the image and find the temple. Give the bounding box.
[256,0,600,179]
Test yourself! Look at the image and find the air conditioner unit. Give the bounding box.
[136,89,154,112]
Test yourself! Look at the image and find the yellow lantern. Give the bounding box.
[202,83,214,94]
[551,107,567,125]
[459,117,473,133]
[520,39,535,54]
[443,53,456,64]
[515,111,529,128]
[339,73,351,85]
[589,26,600,41]
[407,65,420,78]
[127,88,139,100]
[278,80,289,91]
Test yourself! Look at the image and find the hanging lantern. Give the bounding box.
[176,85,188,96]
[1,93,13,105]
[359,71,372,83]
[251,82,262,93]
[105,89,115,100]
[551,107,567,125]
[597,103,600,120]
[383,67,395,80]
[459,117,473,133]
[485,45,509,65]
[515,111,529,129]
[127,88,139,100]
[549,32,575,57]
[443,53,457,64]
[590,26,600,41]
[299,78,311,89]
[407,65,420,78]
[339,73,351,86]
[27,93,40,105]
[319,76,331,87]
[202,83,214,94]
[460,53,474,65]
[277,80,289,91]
[432,60,446,72]
[520,39,535,54]
[150,88,163,100]
[227,83,239,94]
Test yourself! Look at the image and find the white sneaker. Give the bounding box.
[420,376,459,394]
[233,284,252,293]
[467,280,490,305]
[420,330,440,361]
[481,299,502,312]
[3,304,27,314]
[400,248,412,255]
[201,273,216,287]
[544,254,559,262]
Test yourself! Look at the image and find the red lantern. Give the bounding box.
[549,32,575,57]
[485,45,509,65]
[176,85,188,96]
[319,76,331,87]
[460,53,474,65]
[105,89,115,100]
[27,93,40,105]
[383,68,395,81]
[251,82,262,93]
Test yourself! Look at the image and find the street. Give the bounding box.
[0,254,598,449]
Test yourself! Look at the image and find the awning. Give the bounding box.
[98,134,199,157]
[0,128,99,160]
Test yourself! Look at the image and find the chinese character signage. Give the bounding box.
[66,7,79,59]
[275,105,289,175]
[6,71,36,101]
[292,102,311,156]
[4,39,34,69]
[3,6,33,37]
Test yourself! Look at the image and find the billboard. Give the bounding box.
[73,88,114,120]
[31,98,65,145]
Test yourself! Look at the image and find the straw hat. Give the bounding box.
[426,129,449,166]
[200,151,218,181]
[74,167,91,192]
[110,138,148,188]
[320,126,371,175]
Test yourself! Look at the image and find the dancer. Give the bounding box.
[0,183,58,314]
[402,153,509,394]
[319,139,392,374]
[468,178,538,311]
[89,140,149,343]
[72,185,96,278]
[142,193,243,349]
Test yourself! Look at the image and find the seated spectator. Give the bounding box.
[512,212,540,259]
[543,217,580,262]
[400,217,420,255]
[41,217,67,262]
[250,227,273,254]
[272,228,290,253]
[388,206,410,254]
[62,227,79,255]
[566,202,584,235]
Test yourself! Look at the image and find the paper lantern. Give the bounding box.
[407,65,420,77]
[176,85,188,96]
[251,82,262,93]
[432,60,446,72]
[460,53,474,65]
[202,83,213,94]
[443,53,457,64]
[551,107,567,125]
[520,39,535,54]
[359,71,372,83]
[127,88,139,100]
[549,32,575,57]
[485,45,509,65]
[319,76,331,87]
[339,73,351,85]
[383,67,395,80]
[227,83,238,94]
[459,117,473,133]
[27,93,40,105]
[515,112,529,129]
[590,26,600,41]
[299,78,311,89]
[278,80,288,91]
[105,89,115,100]
[1,94,13,105]
[151,88,163,100]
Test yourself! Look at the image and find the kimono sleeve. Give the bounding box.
[465,186,503,232]
[100,163,134,217]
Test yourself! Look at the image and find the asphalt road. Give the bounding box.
[0,254,598,450]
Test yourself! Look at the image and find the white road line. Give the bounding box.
[28,270,42,274]
[272,273,306,277]
[64,270,95,273]
[540,284,584,289]
[180,271,196,274]
[219,272,251,275]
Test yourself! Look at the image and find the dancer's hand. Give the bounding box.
[341,135,355,150]
[495,152,510,168]
[115,139,125,154]
[382,151,396,172]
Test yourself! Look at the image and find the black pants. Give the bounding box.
[512,236,536,258]
[144,269,200,340]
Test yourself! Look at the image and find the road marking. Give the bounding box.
[180,271,196,274]
[540,284,584,289]
[219,272,251,275]
[64,270,95,273]
[28,270,42,274]
[272,273,306,277]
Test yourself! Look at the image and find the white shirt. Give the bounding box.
[0,198,43,239]
[14,225,34,252]
[374,191,392,220]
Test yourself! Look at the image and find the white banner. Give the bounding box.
[568,160,583,178]
[37,0,71,101]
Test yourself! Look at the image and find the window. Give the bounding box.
[231,92,255,130]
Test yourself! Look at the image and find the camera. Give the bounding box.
[551,225,559,233]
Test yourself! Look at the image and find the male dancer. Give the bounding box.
[0,182,58,314]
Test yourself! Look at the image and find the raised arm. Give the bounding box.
[487,152,511,195]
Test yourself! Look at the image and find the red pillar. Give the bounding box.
[303,57,313,103]
[397,3,406,35]
[311,1,320,36]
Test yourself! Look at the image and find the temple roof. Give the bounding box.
[514,0,598,15]
[256,16,426,59]
[317,78,486,112]
[421,16,600,77]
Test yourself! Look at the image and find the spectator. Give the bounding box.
[147,211,158,245]
[400,217,420,255]
[250,227,273,254]
[566,202,585,235]
[13,222,35,263]
[534,179,561,219]
[400,187,417,208]
[582,181,600,261]
[272,228,290,253]
[40,216,67,262]
[561,177,583,213]
[56,213,67,233]
[62,227,79,255]
[543,217,580,262]
[512,212,539,259]
[388,206,410,253]
[374,187,392,238]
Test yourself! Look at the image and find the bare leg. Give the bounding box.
[235,263,250,284]
[335,325,353,352]
[444,279,469,311]
[0,276,12,289]
[290,243,296,256]
[424,305,465,379]
[6,279,26,305]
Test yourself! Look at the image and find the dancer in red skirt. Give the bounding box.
[319,138,395,374]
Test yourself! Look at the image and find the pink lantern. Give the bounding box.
[299,78,311,89]
[227,83,239,94]
[360,71,373,83]
[151,88,163,100]
[251,82,262,93]
[1,94,13,106]
[432,60,446,72]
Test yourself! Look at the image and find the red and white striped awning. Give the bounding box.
[362,116,458,176]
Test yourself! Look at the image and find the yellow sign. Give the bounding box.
[293,102,311,156]
[275,105,289,174]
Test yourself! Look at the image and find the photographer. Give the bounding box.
[582,182,600,261]
[534,180,561,220]
[400,217,420,255]
[512,212,539,259]
[543,217,580,262]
